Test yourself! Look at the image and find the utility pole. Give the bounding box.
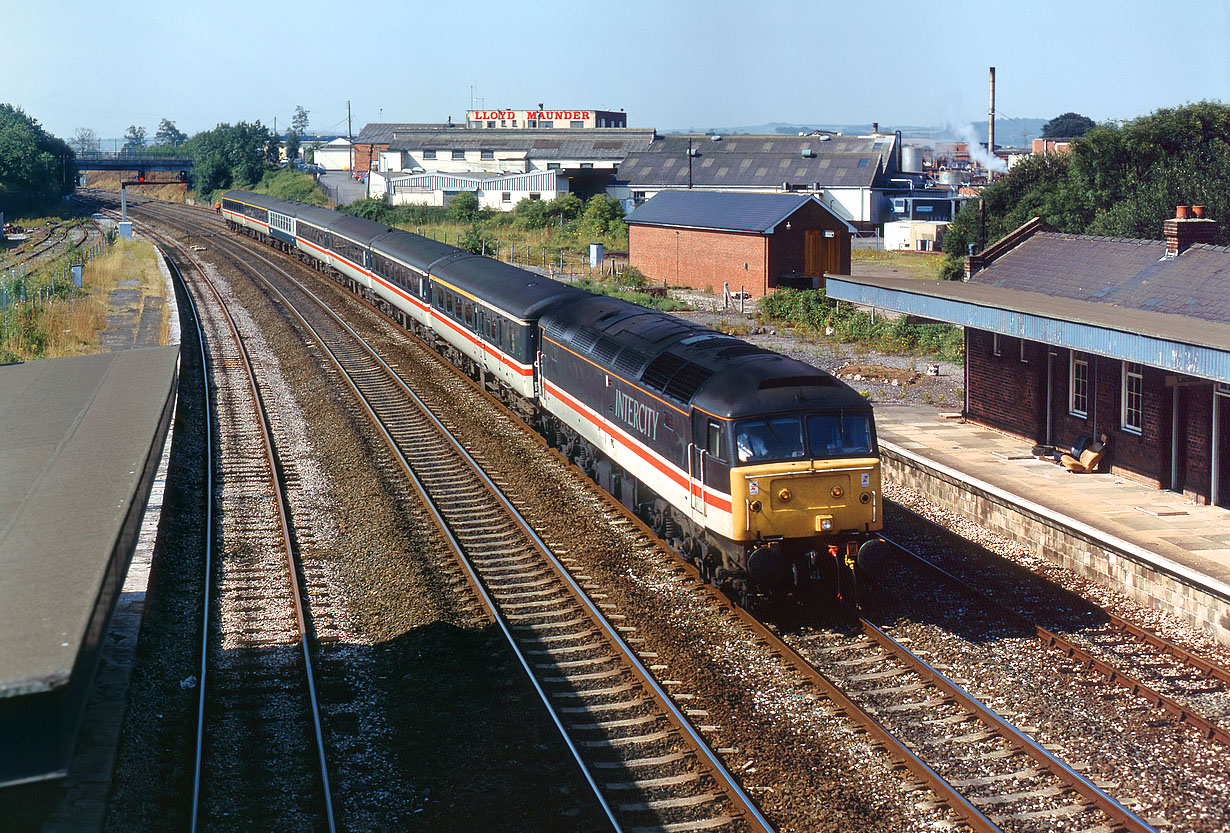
[347,100,353,172]
[688,137,693,189]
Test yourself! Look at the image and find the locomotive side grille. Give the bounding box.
[664,362,715,402]
[572,328,601,353]
[717,343,772,359]
[612,347,651,377]
[592,335,621,364]
[642,352,688,391]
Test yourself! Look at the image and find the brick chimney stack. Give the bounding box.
[1164,205,1217,255]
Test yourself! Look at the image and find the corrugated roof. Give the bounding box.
[384,128,656,159]
[619,140,887,189]
[624,190,845,234]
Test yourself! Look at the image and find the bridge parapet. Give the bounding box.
[77,152,193,171]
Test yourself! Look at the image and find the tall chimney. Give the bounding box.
[1164,205,1218,256]
[988,67,996,162]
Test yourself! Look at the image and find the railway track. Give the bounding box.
[177,213,774,832]
[159,233,337,832]
[883,502,1230,747]
[115,195,1225,831]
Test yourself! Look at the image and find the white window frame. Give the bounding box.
[1019,339,1028,363]
[1070,352,1089,418]
[1122,361,1143,434]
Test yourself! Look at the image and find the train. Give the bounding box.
[220,190,887,606]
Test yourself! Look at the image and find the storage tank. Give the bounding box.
[900,146,923,172]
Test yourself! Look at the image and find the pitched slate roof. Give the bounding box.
[970,232,1230,325]
[355,123,458,144]
[624,190,851,234]
[383,128,656,160]
[619,134,894,189]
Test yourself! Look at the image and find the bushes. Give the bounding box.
[758,288,964,362]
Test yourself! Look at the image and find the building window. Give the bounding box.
[501,192,511,203]
[480,149,494,160]
[529,193,541,200]
[1122,362,1143,434]
[992,333,1001,357]
[486,121,495,128]
[1019,339,1027,362]
[500,120,506,127]
[511,120,518,127]
[423,149,436,159]
[546,162,560,170]
[452,149,465,160]
[858,158,870,167]
[541,121,553,128]
[570,120,584,128]
[528,120,537,128]
[580,162,593,169]
[1070,353,1089,418]
[633,191,647,204]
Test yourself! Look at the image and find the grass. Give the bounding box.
[851,247,946,280]
[1,239,166,361]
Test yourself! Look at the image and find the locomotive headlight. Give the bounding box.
[749,499,763,513]
[778,488,792,502]
[820,518,833,530]
[831,485,844,498]
[860,492,872,504]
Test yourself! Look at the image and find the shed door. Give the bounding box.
[805,229,841,276]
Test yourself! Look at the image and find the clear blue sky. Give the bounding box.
[6,0,1229,143]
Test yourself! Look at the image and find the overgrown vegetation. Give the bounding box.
[339,192,629,256]
[757,288,964,362]
[574,266,689,312]
[249,167,329,204]
[942,101,1230,279]
[1,238,165,362]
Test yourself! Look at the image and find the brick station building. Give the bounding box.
[825,207,1230,507]
[623,190,855,298]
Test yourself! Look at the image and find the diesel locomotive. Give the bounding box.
[220,190,886,605]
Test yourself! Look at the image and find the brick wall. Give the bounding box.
[965,335,1224,503]
[882,446,1230,646]
[629,225,768,296]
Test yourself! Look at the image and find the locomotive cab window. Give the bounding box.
[735,417,804,463]
[807,413,875,457]
[705,421,724,460]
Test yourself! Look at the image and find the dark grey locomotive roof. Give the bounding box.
[432,256,587,320]
[541,295,870,418]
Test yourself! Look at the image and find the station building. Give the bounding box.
[825,208,1230,507]
[624,190,854,298]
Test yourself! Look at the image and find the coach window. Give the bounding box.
[445,292,454,316]
[464,301,474,328]
[1122,361,1143,434]
[1070,352,1089,418]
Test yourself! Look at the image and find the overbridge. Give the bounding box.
[75,152,193,173]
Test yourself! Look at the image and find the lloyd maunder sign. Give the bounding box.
[469,111,593,121]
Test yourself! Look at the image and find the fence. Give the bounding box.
[414,227,625,283]
[1,234,111,325]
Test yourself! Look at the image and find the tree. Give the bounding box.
[183,121,273,194]
[155,118,187,147]
[0,104,75,200]
[71,127,99,155]
[265,135,280,166]
[124,125,146,151]
[577,194,624,239]
[292,106,309,137]
[510,196,548,229]
[546,192,583,222]
[1041,112,1096,139]
[285,131,301,164]
[448,191,479,222]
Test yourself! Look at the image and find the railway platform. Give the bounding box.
[874,404,1230,646]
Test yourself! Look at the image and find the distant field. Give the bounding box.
[851,248,946,280]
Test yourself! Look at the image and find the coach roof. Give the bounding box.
[431,255,586,319]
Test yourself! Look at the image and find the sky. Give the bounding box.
[5,0,1230,145]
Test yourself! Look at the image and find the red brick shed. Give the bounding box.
[624,190,854,298]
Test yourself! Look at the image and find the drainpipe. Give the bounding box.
[1046,350,1055,446]
[1214,387,1222,506]
[1171,387,1181,492]
[964,330,970,416]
